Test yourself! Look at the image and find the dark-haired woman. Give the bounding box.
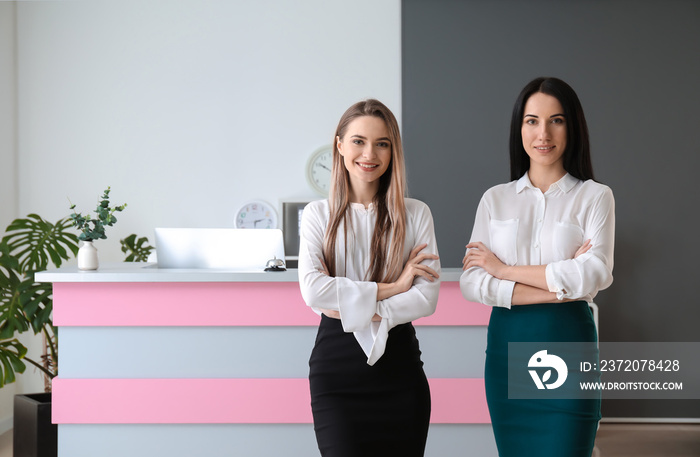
[298,99,441,456]
[461,77,614,457]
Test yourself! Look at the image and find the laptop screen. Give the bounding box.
[154,228,285,270]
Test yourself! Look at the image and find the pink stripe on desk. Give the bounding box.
[52,378,489,424]
[53,282,489,327]
[415,282,491,326]
[52,282,315,327]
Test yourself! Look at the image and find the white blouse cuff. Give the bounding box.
[497,279,515,309]
[337,280,378,333]
[545,263,566,299]
[353,319,390,366]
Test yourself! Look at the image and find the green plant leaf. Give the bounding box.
[120,234,154,262]
[0,244,30,340]
[3,215,80,275]
[68,187,126,242]
[0,339,28,387]
[18,280,53,333]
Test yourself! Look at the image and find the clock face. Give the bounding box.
[235,201,277,229]
[306,145,333,196]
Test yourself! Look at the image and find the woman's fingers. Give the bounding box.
[465,241,486,251]
[463,241,487,268]
[319,308,340,319]
[319,259,330,275]
[575,239,592,258]
[409,252,439,265]
[462,249,490,270]
[408,243,429,260]
[410,264,440,281]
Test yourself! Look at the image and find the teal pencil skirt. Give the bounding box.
[485,301,601,457]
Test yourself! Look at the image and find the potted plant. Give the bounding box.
[0,214,79,457]
[68,187,126,270]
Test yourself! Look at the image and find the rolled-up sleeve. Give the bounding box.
[545,187,615,300]
[459,197,515,308]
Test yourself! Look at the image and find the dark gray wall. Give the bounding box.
[402,0,700,418]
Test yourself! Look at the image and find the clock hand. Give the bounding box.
[317,163,331,172]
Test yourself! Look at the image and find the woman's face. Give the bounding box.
[521,92,567,172]
[337,115,392,189]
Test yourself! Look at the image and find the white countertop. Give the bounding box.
[35,263,464,283]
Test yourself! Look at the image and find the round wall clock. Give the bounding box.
[306,145,333,196]
[235,200,277,229]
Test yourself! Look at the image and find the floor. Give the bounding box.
[0,424,698,456]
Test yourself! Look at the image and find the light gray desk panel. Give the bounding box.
[59,326,486,378]
[59,326,317,378]
[417,326,487,378]
[58,424,497,457]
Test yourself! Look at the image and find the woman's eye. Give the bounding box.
[525,119,536,125]
[552,117,565,124]
[352,139,363,145]
[377,141,390,148]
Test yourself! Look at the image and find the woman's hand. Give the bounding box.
[392,243,440,295]
[319,308,341,319]
[319,259,330,276]
[575,239,592,258]
[462,241,507,278]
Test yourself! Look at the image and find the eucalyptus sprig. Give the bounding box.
[69,187,127,242]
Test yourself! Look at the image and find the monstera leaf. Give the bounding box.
[120,234,154,262]
[0,338,27,387]
[0,215,79,388]
[0,244,30,387]
[2,214,79,275]
[0,243,30,339]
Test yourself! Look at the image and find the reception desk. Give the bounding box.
[37,264,497,456]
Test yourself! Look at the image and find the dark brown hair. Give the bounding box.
[510,77,594,181]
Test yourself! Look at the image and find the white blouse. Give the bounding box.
[460,173,615,308]
[298,198,441,366]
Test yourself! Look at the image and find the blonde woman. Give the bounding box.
[298,99,441,456]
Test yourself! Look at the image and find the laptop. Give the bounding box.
[154,228,285,270]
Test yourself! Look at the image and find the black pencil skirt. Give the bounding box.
[309,314,431,457]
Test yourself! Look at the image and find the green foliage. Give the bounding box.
[120,234,154,262]
[0,215,78,388]
[0,339,27,388]
[4,214,79,273]
[69,187,127,242]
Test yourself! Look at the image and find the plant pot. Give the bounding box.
[13,393,57,457]
[77,241,98,270]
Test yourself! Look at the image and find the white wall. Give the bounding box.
[16,0,402,262]
[0,1,18,436]
[0,2,17,232]
[2,0,401,432]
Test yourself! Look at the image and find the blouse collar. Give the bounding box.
[516,172,579,194]
[349,202,375,211]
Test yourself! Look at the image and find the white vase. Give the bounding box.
[77,241,99,271]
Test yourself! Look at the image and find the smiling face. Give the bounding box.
[521,92,567,174]
[336,115,392,198]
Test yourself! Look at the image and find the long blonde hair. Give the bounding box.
[322,99,407,283]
